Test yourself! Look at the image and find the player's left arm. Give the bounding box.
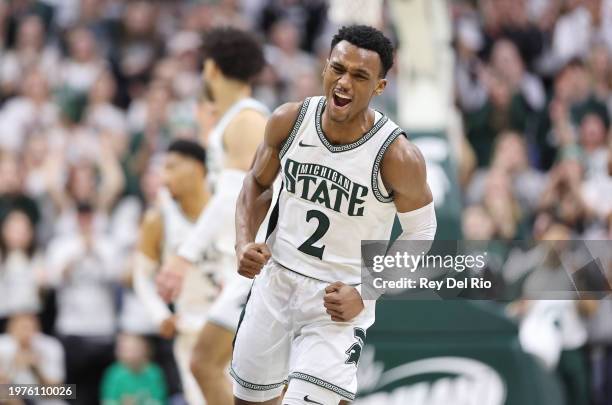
[383,134,436,217]
[156,109,267,303]
[324,135,436,322]
[175,109,267,263]
[134,209,177,337]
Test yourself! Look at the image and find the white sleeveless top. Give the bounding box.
[207,97,270,189]
[159,190,217,332]
[268,96,404,285]
[204,97,270,264]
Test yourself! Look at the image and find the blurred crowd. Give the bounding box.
[0,0,610,404]
[456,0,612,242]
[0,0,348,404]
[454,1,612,404]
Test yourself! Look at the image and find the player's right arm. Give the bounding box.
[133,209,176,337]
[235,102,302,278]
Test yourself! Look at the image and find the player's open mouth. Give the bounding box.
[332,91,352,109]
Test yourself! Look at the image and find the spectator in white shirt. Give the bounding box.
[0,69,59,152]
[84,70,129,144]
[0,313,65,405]
[490,39,546,111]
[58,26,107,94]
[0,14,60,98]
[0,209,43,329]
[45,203,120,405]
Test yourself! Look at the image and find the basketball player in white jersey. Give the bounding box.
[156,27,269,405]
[134,140,217,405]
[232,25,437,405]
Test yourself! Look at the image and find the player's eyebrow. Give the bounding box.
[330,61,371,78]
[352,68,371,78]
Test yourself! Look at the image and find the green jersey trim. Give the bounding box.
[279,98,311,159]
[230,367,287,391]
[288,371,356,400]
[315,98,389,153]
[371,127,406,203]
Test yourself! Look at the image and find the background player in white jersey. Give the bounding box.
[134,140,217,405]
[232,25,437,405]
[156,27,269,405]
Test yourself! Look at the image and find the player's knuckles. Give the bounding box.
[244,251,265,263]
[241,260,260,271]
[323,300,339,308]
[243,257,262,266]
[335,312,348,321]
[238,259,251,268]
[325,295,341,304]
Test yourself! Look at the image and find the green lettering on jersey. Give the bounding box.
[284,159,299,193]
[310,179,332,209]
[330,184,350,212]
[282,158,367,216]
[348,183,368,217]
[299,176,317,200]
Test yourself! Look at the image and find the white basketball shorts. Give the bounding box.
[230,260,375,403]
[207,273,253,332]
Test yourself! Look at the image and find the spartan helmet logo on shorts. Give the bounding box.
[345,327,367,366]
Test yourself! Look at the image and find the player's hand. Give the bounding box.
[159,315,178,339]
[156,255,192,303]
[324,282,364,322]
[236,242,271,279]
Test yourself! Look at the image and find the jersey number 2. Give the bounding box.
[298,210,329,260]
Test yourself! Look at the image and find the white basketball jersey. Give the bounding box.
[159,190,217,333]
[267,96,405,285]
[206,97,270,263]
[207,97,270,189]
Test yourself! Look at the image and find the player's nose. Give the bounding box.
[337,72,352,91]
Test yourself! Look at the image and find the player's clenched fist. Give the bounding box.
[236,242,271,278]
[324,281,364,322]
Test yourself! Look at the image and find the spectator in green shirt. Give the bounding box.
[101,333,167,405]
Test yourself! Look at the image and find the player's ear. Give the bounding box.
[374,78,387,96]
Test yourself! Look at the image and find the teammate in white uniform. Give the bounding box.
[233,26,437,405]
[156,27,268,405]
[134,140,217,405]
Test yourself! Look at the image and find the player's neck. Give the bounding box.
[321,108,375,145]
[178,184,210,221]
[215,82,251,116]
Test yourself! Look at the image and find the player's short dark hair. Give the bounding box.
[202,27,265,83]
[167,139,206,166]
[330,25,394,77]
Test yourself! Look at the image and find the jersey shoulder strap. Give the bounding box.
[279,96,320,159]
[217,97,270,132]
[371,119,406,203]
